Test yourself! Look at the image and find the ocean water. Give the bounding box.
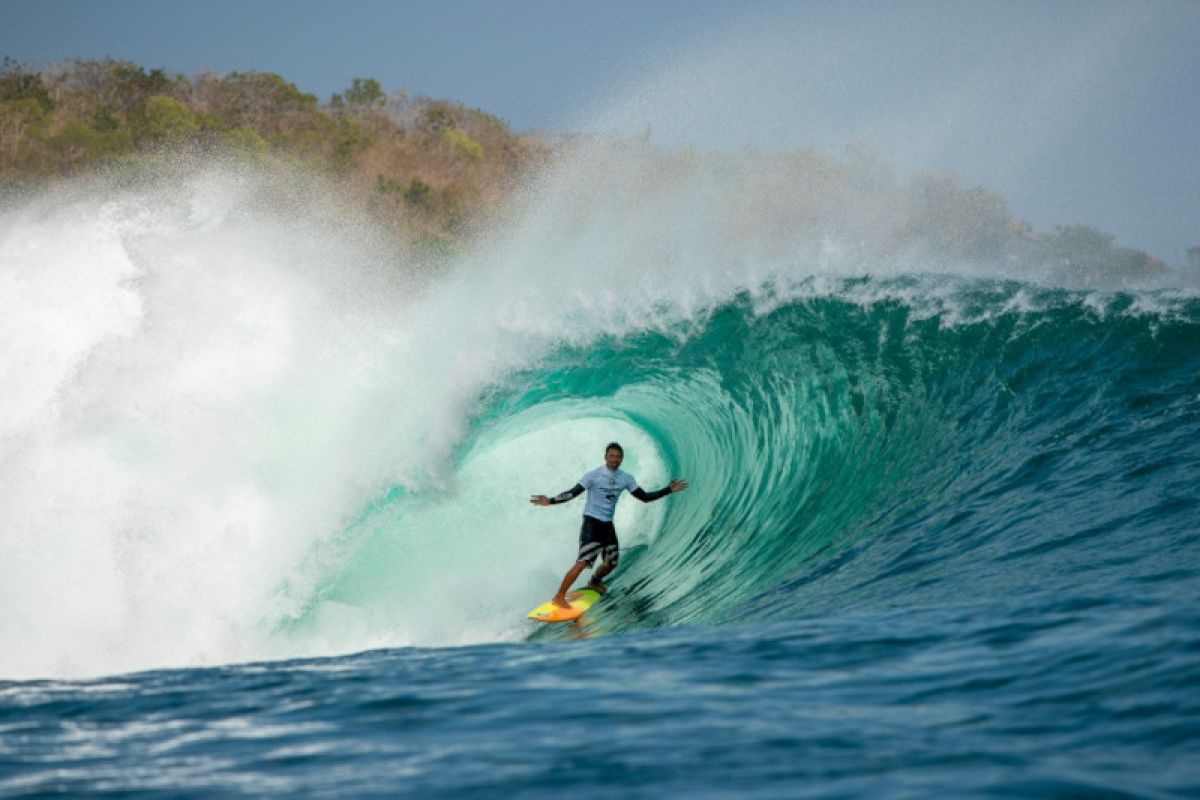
[1,164,1198,798]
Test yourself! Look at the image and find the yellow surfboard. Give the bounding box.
[527,588,602,623]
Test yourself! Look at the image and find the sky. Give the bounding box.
[2,0,1198,263]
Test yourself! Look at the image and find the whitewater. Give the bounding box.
[2,152,1198,795]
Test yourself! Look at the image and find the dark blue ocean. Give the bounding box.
[2,169,1199,797]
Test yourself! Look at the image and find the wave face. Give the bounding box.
[1,164,1198,680]
[493,283,1200,639]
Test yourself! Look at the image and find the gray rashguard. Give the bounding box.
[579,466,640,521]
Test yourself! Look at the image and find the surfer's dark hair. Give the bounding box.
[605,442,624,456]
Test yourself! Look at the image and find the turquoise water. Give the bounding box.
[4,269,1198,796]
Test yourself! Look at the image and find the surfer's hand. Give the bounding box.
[669,479,689,493]
[530,495,551,506]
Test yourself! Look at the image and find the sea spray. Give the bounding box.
[1,165,446,678]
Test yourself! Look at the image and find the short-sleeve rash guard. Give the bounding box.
[579,466,640,522]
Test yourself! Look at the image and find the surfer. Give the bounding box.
[531,442,688,609]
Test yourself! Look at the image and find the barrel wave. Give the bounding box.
[280,274,1200,659]
[483,284,1200,638]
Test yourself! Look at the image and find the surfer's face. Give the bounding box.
[605,448,623,470]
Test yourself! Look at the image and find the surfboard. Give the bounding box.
[527,588,602,623]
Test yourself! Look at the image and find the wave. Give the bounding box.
[511,285,1200,637]
[1,163,1197,679]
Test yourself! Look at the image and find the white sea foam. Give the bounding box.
[1,169,438,679]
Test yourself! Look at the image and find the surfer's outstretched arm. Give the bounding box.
[530,484,584,506]
[631,479,689,502]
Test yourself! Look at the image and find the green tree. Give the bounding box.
[219,126,269,155]
[1,97,50,164]
[404,177,434,211]
[416,100,457,136]
[89,104,122,132]
[332,77,384,111]
[46,120,132,166]
[136,95,199,144]
[62,59,177,114]
[1,58,55,112]
[329,116,369,169]
[198,71,319,139]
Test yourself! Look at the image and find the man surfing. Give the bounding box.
[530,442,688,609]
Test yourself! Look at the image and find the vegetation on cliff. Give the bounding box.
[0,57,1165,283]
[0,57,548,258]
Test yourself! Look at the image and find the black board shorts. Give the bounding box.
[578,515,619,568]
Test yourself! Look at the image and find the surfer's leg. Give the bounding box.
[553,560,588,608]
[588,564,611,593]
[589,551,616,590]
[588,529,619,592]
[555,515,599,606]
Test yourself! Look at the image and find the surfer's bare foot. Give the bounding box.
[587,580,606,595]
[552,595,572,609]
